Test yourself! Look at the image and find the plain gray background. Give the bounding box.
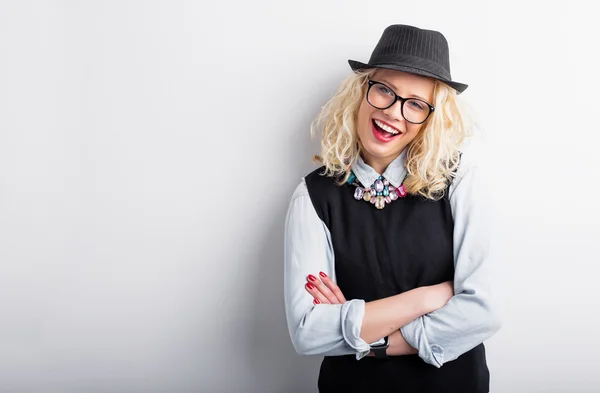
[1,1,599,392]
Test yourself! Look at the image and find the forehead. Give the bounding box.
[372,69,435,101]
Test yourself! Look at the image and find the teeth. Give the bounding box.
[374,119,400,135]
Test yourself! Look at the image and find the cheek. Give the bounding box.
[406,123,423,136]
[399,124,423,145]
[358,105,374,129]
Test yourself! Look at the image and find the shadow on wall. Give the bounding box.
[244,204,320,393]
[234,72,335,392]
[245,125,322,393]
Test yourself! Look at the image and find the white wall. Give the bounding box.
[1,1,598,392]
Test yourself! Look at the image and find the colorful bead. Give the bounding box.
[363,190,372,202]
[389,190,398,201]
[370,196,377,204]
[354,187,364,200]
[384,196,392,203]
[397,184,407,197]
[375,196,385,209]
[374,179,384,192]
[383,188,389,197]
[347,172,356,185]
[383,179,389,186]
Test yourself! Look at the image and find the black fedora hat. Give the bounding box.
[349,24,468,94]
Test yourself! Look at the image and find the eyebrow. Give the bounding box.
[378,79,430,102]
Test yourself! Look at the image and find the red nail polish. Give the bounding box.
[308,274,317,282]
[314,298,321,304]
[306,283,315,290]
[319,272,327,278]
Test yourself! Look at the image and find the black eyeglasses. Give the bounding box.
[366,80,435,125]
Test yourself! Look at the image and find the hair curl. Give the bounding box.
[310,68,474,200]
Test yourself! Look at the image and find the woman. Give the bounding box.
[284,24,501,392]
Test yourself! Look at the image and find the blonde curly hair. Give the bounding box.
[310,68,474,200]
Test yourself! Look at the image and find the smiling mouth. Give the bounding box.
[372,119,402,141]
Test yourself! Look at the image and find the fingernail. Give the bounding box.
[308,274,317,282]
[314,298,321,304]
[319,272,327,278]
[306,283,315,290]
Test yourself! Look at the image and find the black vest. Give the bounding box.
[304,166,489,393]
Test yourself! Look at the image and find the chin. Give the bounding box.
[361,141,399,161]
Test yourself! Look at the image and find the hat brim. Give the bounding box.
[348,59,468,94]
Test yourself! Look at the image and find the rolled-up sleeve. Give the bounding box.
[284,179,371,360]
[400,156,502,367]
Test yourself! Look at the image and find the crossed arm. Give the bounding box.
[305,271,453,357]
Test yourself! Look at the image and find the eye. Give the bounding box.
[376,85,394,96]
[408,100,426,111]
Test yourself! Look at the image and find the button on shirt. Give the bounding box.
[283,149,502,367]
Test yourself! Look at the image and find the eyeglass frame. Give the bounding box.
[366,79,435,125]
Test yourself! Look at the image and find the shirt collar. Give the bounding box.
[351,148,408,189]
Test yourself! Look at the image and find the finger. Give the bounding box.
[307,274,338,304]
[319,271,347,302]
[305,282,330,304]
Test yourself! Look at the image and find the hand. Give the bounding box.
[305,272,347,305]
[425,281,455,311]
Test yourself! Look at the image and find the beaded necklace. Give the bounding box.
[346,170,408,210]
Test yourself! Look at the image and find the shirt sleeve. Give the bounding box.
[399,153,502,368]
[284,178,371,360]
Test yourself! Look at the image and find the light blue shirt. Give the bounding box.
[283,149,502,367]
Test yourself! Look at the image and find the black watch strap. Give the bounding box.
[370,336,389,359]
[373,346,389,359]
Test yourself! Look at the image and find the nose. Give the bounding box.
[382,100,406,123]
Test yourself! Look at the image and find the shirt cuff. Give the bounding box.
[400,316,444,368]
[340,299,371,360]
